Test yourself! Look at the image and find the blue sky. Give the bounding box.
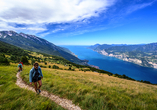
[0,0,157,45]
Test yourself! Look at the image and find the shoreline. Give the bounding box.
[96,50,157,69]
[81,59,100,69]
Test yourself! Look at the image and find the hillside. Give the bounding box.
[1,41,157,109]
[89,43,157,68]
[0,31,85,65]
[0,40,113,75]
[0,40,29,57]
[0,40,155,84]
[1,40,153,83]
[1,63,157,110]
[21,64,157,110]
[0,65,65,110]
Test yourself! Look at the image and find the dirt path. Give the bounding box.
[16,72,81,110]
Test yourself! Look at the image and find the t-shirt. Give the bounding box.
[34,69,39,78]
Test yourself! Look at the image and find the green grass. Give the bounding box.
[0,65,65,110]
[21,65,157,110]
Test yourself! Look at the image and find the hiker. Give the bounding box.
[18,63,23,71]
[19,61,23,66]
[29,63,43,94]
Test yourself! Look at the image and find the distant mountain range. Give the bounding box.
[89,43,157,68]
[0,31,86,64]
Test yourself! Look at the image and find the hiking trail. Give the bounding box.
[16,72,81,110]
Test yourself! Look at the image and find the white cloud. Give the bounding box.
[126,1,155,14]
[0,0,156,38]
[0,0,115,24]
[38,32,51,38]
[0,21,47,35]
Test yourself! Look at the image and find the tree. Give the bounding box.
[48,65,51,68]
[68,65,72,70]
[2,54,5,58]
[31,59,35,65]
[0,55,10,65]
[52,65,59,69]
[21,56,29,65]
[10,55,18,62]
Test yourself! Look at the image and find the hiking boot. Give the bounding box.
[38,89,41,94]
[37,89,41,94]
[36,89,40,94]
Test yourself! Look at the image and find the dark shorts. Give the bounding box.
[32,77,41,82]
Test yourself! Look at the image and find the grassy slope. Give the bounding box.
[0,33,83,64]
[0,65,65,110]
[21,65,157,110]
[1,40,157,109]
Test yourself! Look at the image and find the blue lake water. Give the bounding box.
[62,45,157,84]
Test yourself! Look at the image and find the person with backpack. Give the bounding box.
[29,63,43,94]
[19,61,23,66]
[18,63,23,71]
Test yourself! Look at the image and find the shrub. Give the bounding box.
[31,59,35,65]
[84,69,90,71]
[52,65,59,69]
[43,66,47,68]
[21,56,29,65]
[71,69,75,71]
[48,65,51,68]
[69,65,72,70]
[0,56,10,65]
[40,65,47,68]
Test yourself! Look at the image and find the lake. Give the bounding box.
[61,45,157,84]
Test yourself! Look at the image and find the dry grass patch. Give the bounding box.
[21,65,157,110]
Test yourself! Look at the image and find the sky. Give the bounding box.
[0,0,157,45]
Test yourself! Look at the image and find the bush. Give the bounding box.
[21,56,29,65]
[68,65,72,70]
[43,66,47,68]
[45,62,47,65]
[40,65,47,68]
[48,65,51,68]
[84,69,90,71]
[10,55,20,63]
[31,59,35,65]
[0,56,10,65]
[71,69,75,71]
[52,65,59,69]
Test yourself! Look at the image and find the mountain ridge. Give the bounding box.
[0,31,86,65]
